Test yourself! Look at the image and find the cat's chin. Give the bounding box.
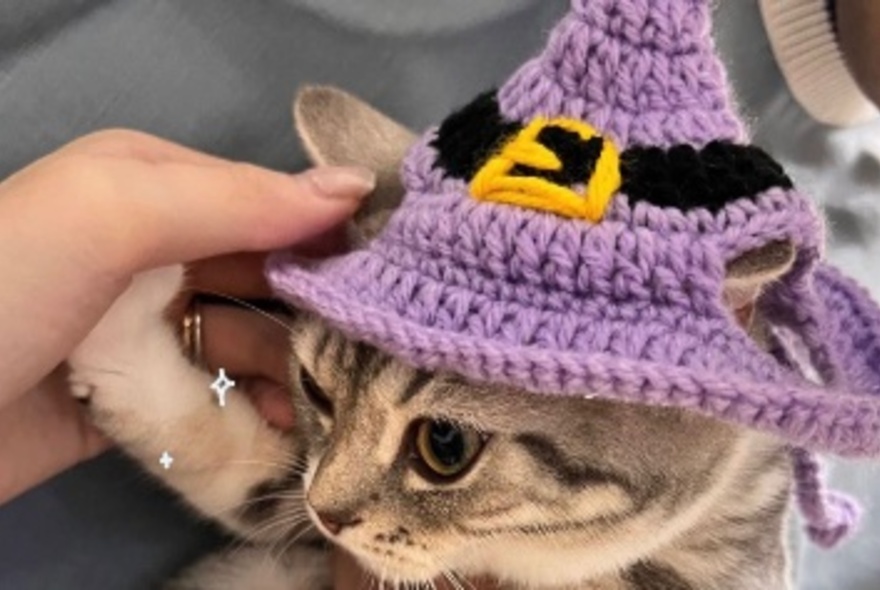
[343,547,446,587]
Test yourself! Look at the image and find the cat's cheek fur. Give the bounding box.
[453,432,775,589]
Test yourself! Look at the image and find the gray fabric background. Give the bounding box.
[0,1,878,588]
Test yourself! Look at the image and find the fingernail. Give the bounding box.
[304,166,376,200]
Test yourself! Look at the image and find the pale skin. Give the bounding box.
[0,130,498,589]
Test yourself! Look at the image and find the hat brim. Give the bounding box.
[268,251,880,458]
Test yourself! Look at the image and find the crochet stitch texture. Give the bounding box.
[269,0,880,548]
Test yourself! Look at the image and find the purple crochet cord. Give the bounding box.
[792,448,860,548]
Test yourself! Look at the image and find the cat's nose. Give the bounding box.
[316,510,363,535]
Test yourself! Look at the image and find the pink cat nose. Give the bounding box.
[316,510,363,535]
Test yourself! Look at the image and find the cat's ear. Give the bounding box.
[293,85,417,239]
[723,240,796,329]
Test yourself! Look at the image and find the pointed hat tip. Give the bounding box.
[499,0,744,148]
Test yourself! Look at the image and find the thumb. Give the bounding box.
[107,162,376,271]
[0,149,373,399]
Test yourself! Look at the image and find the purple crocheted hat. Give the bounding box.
[269,0,880,546]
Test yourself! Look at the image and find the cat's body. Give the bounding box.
[67,86,800,589]
[68,263,793,590]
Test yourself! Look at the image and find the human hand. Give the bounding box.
[0,129,373,504]
[169,250,333,432]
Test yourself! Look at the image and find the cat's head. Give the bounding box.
[289,319,792,587]
[285,87,795,587]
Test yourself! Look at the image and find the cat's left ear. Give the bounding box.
[723,240,797,329]
[293,86,417,238]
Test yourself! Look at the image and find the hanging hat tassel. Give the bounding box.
[791,448,861,549]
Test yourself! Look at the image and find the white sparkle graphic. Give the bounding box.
[210,368,236,407]
[159,451,174,470]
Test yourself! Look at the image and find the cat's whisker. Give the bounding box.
[260,513,311,551]
[225,532,276,565]
[201,491,306,522]
[236,523,303,562]
[247,513,311,547]
[441,571,465,590]
[270,521,316,561]
[244,528,300,586]
[433,555,474,590]
[228,508,308,547]
[457,572,476,590]
[188,289,296,335]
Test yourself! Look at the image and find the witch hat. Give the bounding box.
[269,0,880,547]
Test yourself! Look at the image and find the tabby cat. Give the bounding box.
[67,87,797,590]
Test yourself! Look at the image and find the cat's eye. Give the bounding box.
[412,420,486,483]
[299,366,333,416]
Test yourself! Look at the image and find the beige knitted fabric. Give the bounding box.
[759,0,878,127]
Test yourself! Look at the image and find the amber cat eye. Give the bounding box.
[299,366,333,416]
[412,420,486,483]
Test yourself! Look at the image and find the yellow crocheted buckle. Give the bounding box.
[470,117,621,222]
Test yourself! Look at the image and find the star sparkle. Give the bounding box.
[159,451,174,470]
[210,368,236,407]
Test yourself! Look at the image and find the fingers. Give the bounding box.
[197,304,296,432]
[166,253,281,342]
[84,157,374,272]
[292,223,352,258]
[188,253,275,300]
[61,129,230,167]
[6,129,375,275]
[331,551,365,590]
[199,305,291,385]
[241,379,297,433]
[0,130,372,399]
[185,223,351,299]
